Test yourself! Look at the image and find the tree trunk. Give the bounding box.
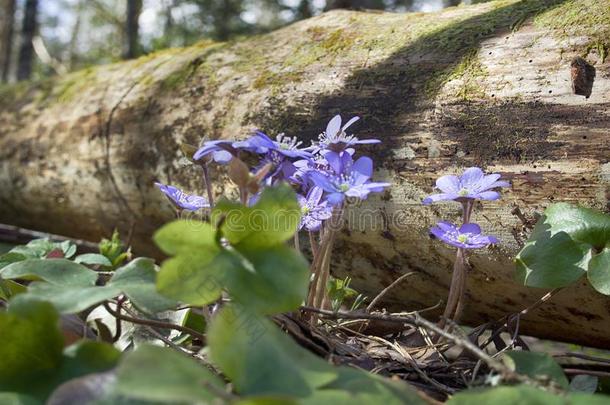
[0,0,609,347]
[16,0,37,81]
[124,0,142,59]
[0,0,16,82]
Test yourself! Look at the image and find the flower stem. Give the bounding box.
[305,205,343,323]
[202,163,215,208]
[308,231,319,258]
[440,247,465,328]
[294,232,300,252]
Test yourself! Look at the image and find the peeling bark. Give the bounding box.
[0,0,609,347]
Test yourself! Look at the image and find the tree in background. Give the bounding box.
[10,0,473,80]
[17,0,38,80]
[0,0,16,82]
[124,0,142,59]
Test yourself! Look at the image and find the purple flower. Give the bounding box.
[247,131,313,159]
[430,222,498,249]
[309,155,390,205]
[315,115,380,153]
[193,140,236,164]
[155,182,209,211]
[423,167,510,205]
[297,187,333,231]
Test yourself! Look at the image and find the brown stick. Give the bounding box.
[103,302,206,343]
[300,306,563,392]
[366,271,416,312]
[479,288,563,349]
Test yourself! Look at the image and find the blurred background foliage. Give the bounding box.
[0,0,479,82]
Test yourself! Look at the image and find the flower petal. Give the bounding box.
[307,186,324,205]
[488,180,511,189]
[354,138,381,144]
[326,192,345,205]
[364,182,390,192]
[459,223,481,235]
[342,116,360,131]
[460,167,484,188]
[325,151,343,174]
[213,150,233,163]
[436,175,460,193]
[422,193,457,205]
[436,221,457,233]
[476,191,500,201]
[309,172,336,193]
[326,115,342,137]
[353,156,373,178]
[474,173,501,191]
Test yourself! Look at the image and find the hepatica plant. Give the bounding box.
[155,114,389,314]
[424,167,509,326]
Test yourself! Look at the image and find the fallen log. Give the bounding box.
[0,0,609,347]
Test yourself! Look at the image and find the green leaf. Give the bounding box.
[0,258,99,285]
[0,298,120,400]
[503,351,569,388]
[308,367,426,405]
[1,259,117,313]
[236,397,298,405]
[0,393,41,405]
[59,341,121,381]
[209,305,422,402]
[447,385,559,404]
[156,251,232,306]
[538,203,610,248]
[153,219,218,255]
[21,283,119,314]
[2,258,175,314]
[0,252,27,270]
[226,244,309,314]
[114,345,225,403]
[109,258,177,314]
[515,203,610,289]
[588,248,610,295]
[209,305,338,397]
[213,185,300,249]
[0,300,64,395]
[570,375,598,393]
[74,253,113,267]
[0,279,26,300]
[515,230,590,288]
[448,385,610,405]
[9,239,56,259]
[59,240,77,259]
[182,308,207,335]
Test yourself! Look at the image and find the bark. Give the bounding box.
[0,0,16,82]
[124,0,142,59]
[16,0,38,81]
[0,0,609,347]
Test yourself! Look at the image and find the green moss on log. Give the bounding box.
[535,0,610,62]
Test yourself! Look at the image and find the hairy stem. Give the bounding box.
[308,231,319,258]
[307,206,343,320]
[440,248,465,328]
[202,163,215,208]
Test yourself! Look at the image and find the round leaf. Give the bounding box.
[587,248,610,295]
